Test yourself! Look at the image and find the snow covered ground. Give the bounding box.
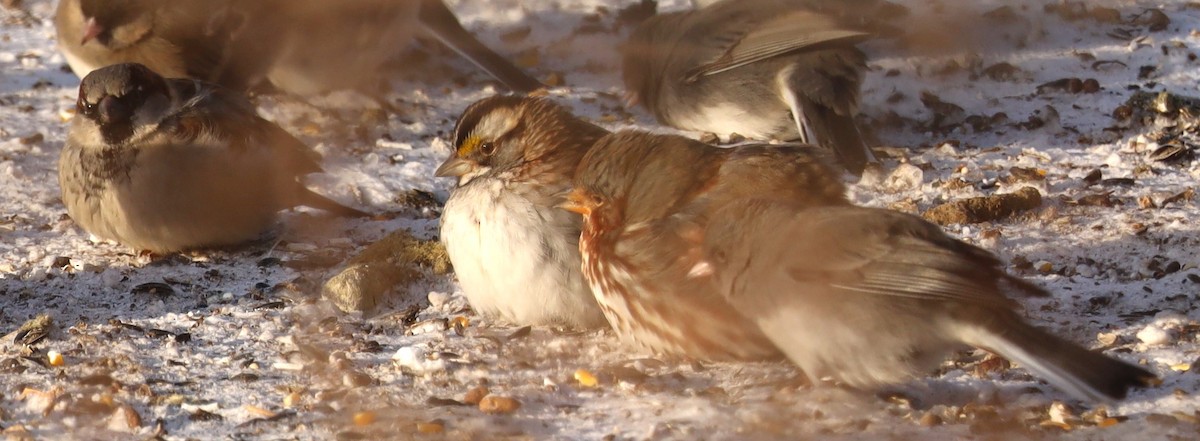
[1,0,1198,439]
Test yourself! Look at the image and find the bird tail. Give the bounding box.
[963,317,1157,402]
[794,100,876,176]
[299,189,370,218]
[417,0,544,92]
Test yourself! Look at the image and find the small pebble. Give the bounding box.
[181,402,219,414]
[108,404,141,431]
[1048,401,1073,425]
[427,292,451,309]
[393,346,447,374]
[464,386,489,405]
[416,421,445,434]
[1097,331,1119,346]
[1136,324,1172,346]
[478,395,521,414]
[1036,261,1054,274]
[406,319,448,336]
[393,346,425,369]
[918,412,942,427]
[885,163,925,192]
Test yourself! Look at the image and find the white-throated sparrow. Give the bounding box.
[436,96,608,329]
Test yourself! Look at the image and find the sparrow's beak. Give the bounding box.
[434,155,474,178]
[81,17,103,45]
[622,91,640,109]
[557,187,592,216]
[97,95,130,124]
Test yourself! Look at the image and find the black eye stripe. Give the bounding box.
[452,95,527,150]
[453,113,481,149]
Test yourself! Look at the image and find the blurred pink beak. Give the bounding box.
[558,188,593,216]
[622,91,640,109]
[81,17,103,45]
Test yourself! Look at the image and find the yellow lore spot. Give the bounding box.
[457,136,482,158]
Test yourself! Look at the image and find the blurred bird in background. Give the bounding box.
[685,0,1023,56]
[687,0,904,37]
[622,0,879,175]
[59,63,367,253]
[54,0,544,97]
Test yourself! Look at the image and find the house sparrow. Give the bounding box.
[622,0,878,174]
[693,199,1157,401]
[436,96,608,329]
[54,0,544,95]
[58,63,367,253]
[53,0,265,90]
[563,130,848,360]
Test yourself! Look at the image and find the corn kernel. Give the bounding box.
[48,350,65,366]
[574,369,598,388]
[353,411,376,426]
[478,395,521,414]
[283,392,302,408]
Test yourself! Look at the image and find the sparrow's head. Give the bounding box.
[436,96,607,187]
[78,0,155,48]
[565,131,722,228]
[76,63,172,146]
